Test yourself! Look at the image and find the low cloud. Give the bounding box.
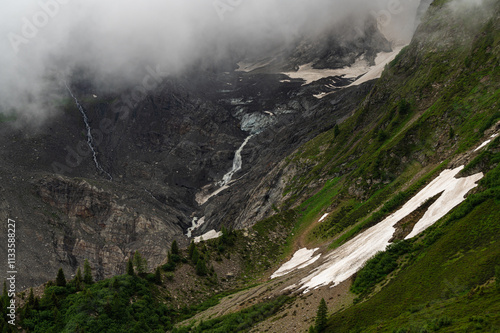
[1,0,430,125]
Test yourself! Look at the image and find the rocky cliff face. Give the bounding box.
[0,16,389,288]
[34,175,184,280]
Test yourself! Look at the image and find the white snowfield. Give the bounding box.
[271,248,321,279]
[194,230,222,243]
[280,46,406,100]
[277,166,484,293]
[349,46,406,87]
[474,140,491,152]
[474,132,497,152]
[318,213,329,223]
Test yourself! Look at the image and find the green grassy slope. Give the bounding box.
[327,142,500,332]
[278,0,499,251]
[317,1,500,331]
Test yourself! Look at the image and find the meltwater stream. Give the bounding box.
[65,83,112,180]
[189,135,254,237]
[218,135,253,186]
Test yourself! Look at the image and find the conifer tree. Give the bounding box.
[74,267,83,290]
[188,241,196,258]
[196,259,208,276]
[315,298,328,333]
[56,268,67,287]
[28,288,35,306]
[333,124,340,138]
[83,259,93,284]
[75,267,83,282]
[133,251,147,275]
[171,240,179,255]
[191,246,200,265]
[163,251,176,272]
[154,267,162,285]
[127,258,134,276]
[111,277,119,290]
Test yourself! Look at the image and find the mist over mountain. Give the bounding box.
[0,0,427,125]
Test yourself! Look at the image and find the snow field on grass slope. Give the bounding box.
[319,213,329,222]
[271,248,321,279]
[296,166,482,293]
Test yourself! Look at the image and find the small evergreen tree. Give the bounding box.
[162,252,176,272]
[315,298,328,333]
[28,288,35,306]
[333,124,340,138]
[191,246,200,265]
[75,267,83,282]
[196,259,208,276]
[74,267,83,290]
[127,258,134,276]
[133,251,147,275]
[83,259,93,284]
[220,226,229,245]
[56,268,66,287]
[171,240,179,255]
[398,99,411,115]
[154,267,162,285]
[112,277,120,289]
[449,127,455,139]
[188,241,196,258]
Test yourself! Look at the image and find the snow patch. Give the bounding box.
[282,58,370,86]
[298,166,482,293]
[474,140,491,152]
[350,46,406,86]
[405,168,483,238]
[319,213,329,223]
[271,248,321,279]
[314,46,406,99]
[194,230,222,243]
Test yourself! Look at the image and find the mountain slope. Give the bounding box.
[2,0,500,332]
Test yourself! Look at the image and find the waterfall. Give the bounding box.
[218,135,253,186]
[65,83,112,180]
[186,216,205,238]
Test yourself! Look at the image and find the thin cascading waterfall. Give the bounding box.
[218,135,253,186]
[186,216,205,238]
[65,83,112,180]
